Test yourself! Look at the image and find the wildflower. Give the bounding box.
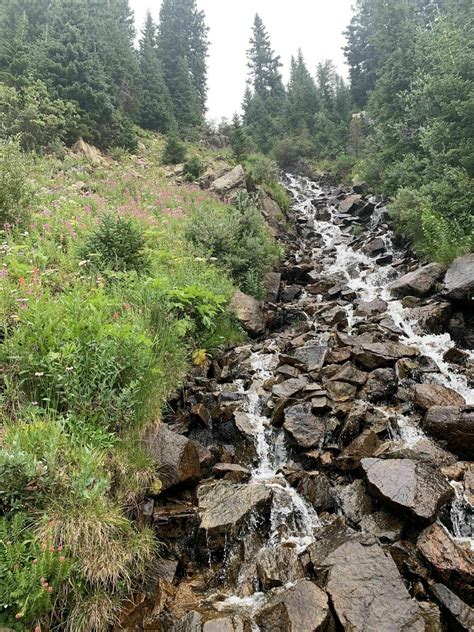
[0,268,8,279]
[40,577,46,583]
[34,372,44,377]
[18,276,26,286]
[41,543,47,551]
[15,613,23,620]
[4,222,12,232]
[59,555,66,562]
[32,559,38,565]
[57,545,63,551]
[49,545,55,552]
[65,366,74,372]
[47,586,53,593]
[35,626,42,632]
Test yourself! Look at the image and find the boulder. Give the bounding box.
[359,511,404,543]
[354,298,388,317]
[263,272,281,303]
[212,462,251,483]
[336,430,380,470]
[172,611,203,632]
[287,470,336,512]
[197,481,272,548]
[323,539,425,631]
[413,384,466,411]
[283,403,325,449]
[211,165,246,193]
[410,302,451,334]
[359,368,397,402]
[388,263,446,298]
[353,340,417,370]
[362,237,385,256]
[423,406,474,458]
[444,253,474,300]
[230,290,265,336]
[429,583,474,631]
[203,616,248,632]
[330,362,368,386]
[256,545,305,590]
[272,377,308,399]
[325,380,357,402]
[255,579,334,632]
[259,191,285,236]
[71,138,105,166]
[145,423,200,491]
[361,457,453,521]
[418,523,474,602]
[338,479,373,525]
[291,344,328,371]
[339,194,362,214]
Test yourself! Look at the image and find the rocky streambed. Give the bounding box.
[120,174,474,631]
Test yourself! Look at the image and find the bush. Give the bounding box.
[273,135,313,169]
[78,215,149,273]
[330,154,357,183]
[185,192,280,297]
[162,134,186,165]
[183,155,204,181]
[0,449,47,513]
[0,139,32,228]
[264,181,291,214]
[244,153,278,189]
[0,81,78,152]
[0,513,72,628]
[1,289,156,431]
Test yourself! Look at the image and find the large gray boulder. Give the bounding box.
[211,164,246,193]
[145,423,200,491]
[197,481,272,548]
[322,538,425,631]
[229,290,265,336]
[413,383,465,411]
[361,457,453,521]
[388,263,446,297]
[283,402,325,448]
[423,405,474,459]
[444,253,474,300]
[256,545,305,590]
[255,579,334,632]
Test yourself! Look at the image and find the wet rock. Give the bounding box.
[429,583,474,631]
[359,511,404,543]
[283,403,325,448]
[230,291,265,336]
[388,263,446,298]
[330,361,368,386]
[326,347,352,364]
[280,284,303,302]
[287,470,336,512]
[211,164,245,193]
[423,406,474,459]
[272,376,308,399]
[172,611,203,632]
[233,411,256,441]
[443,347,469,365]
[203,616,249,632]
[255,579,334,632]
[360,367,397,402]
[417,522,474,602]
[263,272,281,303]
[362,237,386,256]
[212,462,251,483]
[145,423,200,491]
[292,344,328,371]
[336,430,380,470]
[339,402,368,445]
[354,298,388,317]
[444,253,474,300]
[339,193,362,213]
[325,380,357,402]
[413,383,466,411]
[197,481,272,548]
[323,539,425,631]
[353,340,417,370]
[338,479,373,525]
[153,504,199,539]
[410,301,451,334]
[256,545,305,590]
[361,457,453,522]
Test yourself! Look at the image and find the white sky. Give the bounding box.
[129,0,354,121]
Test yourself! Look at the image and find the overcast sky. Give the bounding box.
[129,0,354,121]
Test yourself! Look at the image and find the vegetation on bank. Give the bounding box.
[0,134,281,630]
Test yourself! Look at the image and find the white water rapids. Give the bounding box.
[218,174,473,612]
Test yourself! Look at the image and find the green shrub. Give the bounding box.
[0,81,78,152]
[185,192,280,297]
[244,153,278,188]
[183,155,204,181]
[162,134,187,165]
[0,513,72,628]
[273,135,313,169]
[1,289,156,431]
[166,285,226,338]
[0,449,47,513]
[0,139,32,228]
[330,154,357,183]
[264,181,291,214]
[78,215,149,273]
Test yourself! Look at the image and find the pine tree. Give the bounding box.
[230,113,250,161]
[157,0,209,119]
[285,50,319,134]
[172,56,202,133]
[247,14,285,103]
[138,12,175,133]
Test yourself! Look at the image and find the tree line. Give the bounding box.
[0,0,208,150]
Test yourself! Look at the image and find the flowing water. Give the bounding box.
[217,173,472,612]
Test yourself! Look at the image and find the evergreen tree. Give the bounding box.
[285,50,320,134]
[157,0,209,119]
[230,113,250,161]
[172,56,202,133]
[247,14,285,104]
[138,12,175,133]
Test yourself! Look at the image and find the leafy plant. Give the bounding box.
[244,153,278,188]
[183,155,204,181]
[166,285,226,335]
[0,139,32,228]
[162,134,187,165]
[78,215,149,273]
[0,449,47,514]
[0,513,72,628]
